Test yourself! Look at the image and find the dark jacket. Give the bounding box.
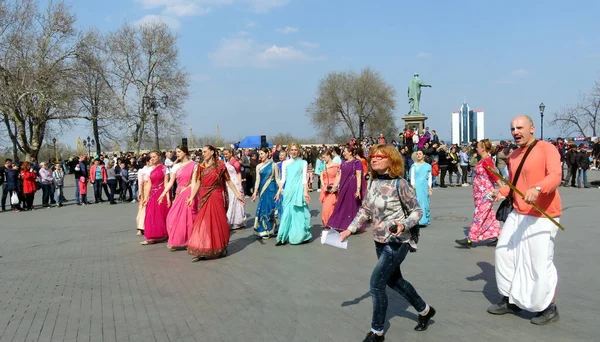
[576,151,590,169]
[565,149,578,167]
[0,166,6,185]
[437,151,449,166]
[6,168,20,191]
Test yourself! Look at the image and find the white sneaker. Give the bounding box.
[462,184,470,187]
[317,189,321,192]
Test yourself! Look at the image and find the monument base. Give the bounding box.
[401,115,428,133]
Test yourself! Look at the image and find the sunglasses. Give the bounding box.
[369,154,389,160]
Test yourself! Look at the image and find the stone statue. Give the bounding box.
[407,73,431,116]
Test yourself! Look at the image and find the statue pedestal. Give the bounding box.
[401,115,427,133]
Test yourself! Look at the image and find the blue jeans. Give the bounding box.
[130,180,138,200]
[75,178,80,203]
[577,169,588,187]
[432,176,438,188]
[55,185,63,204]
[498,167,509,179]
[370,242,426,333]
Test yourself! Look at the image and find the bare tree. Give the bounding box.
[550,79,600,137]
[105,21,189,153]
[73,28,117,155]
[0,0,80,160]
[307,67,397,141]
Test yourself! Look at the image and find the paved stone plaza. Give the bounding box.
[1,174,599,342]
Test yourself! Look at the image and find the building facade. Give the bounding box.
[451,102,485,145]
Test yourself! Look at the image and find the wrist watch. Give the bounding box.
[534,186,542,192]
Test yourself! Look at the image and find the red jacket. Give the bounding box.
[89,164,108,183]
[20,170,37,194]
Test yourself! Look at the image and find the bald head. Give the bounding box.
[511,115,536,147]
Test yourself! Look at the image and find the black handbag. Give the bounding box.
[496,140,537,222]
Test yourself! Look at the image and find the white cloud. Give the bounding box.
[260,45,309,61]
[105,15,112,22]
[134,14,181,29]
[163,3,212,16]
[246,21,256,28]
[297,41,319,48]
[496,80,515,85]
[416,52,431,59]
[210,38,319,68]
[236,30,250,36]
[276,26,299,34]
[136,0,288,16]
[576,39,588,46]
[246,0,289,13]
[511,69,528,77]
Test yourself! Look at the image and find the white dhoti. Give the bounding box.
[495,211,559,312]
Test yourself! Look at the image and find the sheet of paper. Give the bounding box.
[321,229,348,249]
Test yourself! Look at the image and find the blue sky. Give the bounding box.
[66,0,599,145]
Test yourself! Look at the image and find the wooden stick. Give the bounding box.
[487,166,565,231]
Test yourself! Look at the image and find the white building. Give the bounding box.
[451,102,485,145]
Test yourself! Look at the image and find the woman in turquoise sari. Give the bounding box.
[252,148,281,239]
[409,150,433,226]
[275,143,312,246]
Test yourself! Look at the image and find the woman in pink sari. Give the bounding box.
[160,145,198,251]
[141,151,170,245]
[187,145,245,261]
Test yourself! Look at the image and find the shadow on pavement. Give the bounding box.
[464,261,501,305]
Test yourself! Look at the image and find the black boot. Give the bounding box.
[414,306,436,331]
[362,331,384,342]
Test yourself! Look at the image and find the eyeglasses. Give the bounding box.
[369,154,389,160]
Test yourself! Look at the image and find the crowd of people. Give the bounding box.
[0,119,596,341]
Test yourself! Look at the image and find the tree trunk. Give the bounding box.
[92,109,101,155]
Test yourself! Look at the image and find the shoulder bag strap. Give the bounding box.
[509,140,538,197]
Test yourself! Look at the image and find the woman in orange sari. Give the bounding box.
[187,145,245,261]
[319,150,339,226]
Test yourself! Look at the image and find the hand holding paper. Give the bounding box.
[321,229,348,249]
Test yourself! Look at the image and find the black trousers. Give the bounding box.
[23,192,34,210]
[461,165,469,184]
[107,179,117,203]
[439,166,448,186]
[41,183,52,206]
[1,184,9,210]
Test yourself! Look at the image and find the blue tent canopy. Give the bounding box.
[238,136,273,149]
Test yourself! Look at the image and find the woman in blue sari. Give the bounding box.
[409,150,433,226]
[252,148,281,239]
[275,143,312,246]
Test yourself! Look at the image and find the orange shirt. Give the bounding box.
[499,140,562,218]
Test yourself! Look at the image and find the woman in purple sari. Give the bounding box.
[326,146,365,232]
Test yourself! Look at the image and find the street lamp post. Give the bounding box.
[539,102,545,140]
[52,137,57,160]
[85,136,95,157]
[143,94,169,151]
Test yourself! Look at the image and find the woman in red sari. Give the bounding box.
[187,145,245,261]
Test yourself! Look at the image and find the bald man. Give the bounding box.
[488,115,562,325]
